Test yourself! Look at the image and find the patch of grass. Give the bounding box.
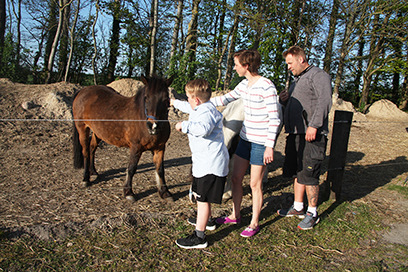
[387,184,408,198]
[1,200,408,271]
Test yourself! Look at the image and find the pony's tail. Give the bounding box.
[73,123,84,169]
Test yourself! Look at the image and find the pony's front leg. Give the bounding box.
[153,148,173,201]
[124,147,142,202]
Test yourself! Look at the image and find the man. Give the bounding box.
[277,45,332,230]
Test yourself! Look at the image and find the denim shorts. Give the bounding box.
[235,138,266,165]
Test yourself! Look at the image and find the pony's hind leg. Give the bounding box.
[77,125,92,187]
[89,132,101,176]
[152,149,173,201]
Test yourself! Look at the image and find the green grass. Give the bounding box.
[387,184,408,198]
[1,198,408,271]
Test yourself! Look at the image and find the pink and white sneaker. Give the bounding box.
[240,226,260,237]
[215,216,241,225]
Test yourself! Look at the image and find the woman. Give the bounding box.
[211,49,281,237]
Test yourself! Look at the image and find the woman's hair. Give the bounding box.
[185,79,212,102]
[233,49,261,75]
[282,45,307,61]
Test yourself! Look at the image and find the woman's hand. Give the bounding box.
[263,146,274,165]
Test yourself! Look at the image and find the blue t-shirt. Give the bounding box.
[173,100,229,178]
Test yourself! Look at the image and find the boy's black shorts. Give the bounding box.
[192,174,226,204]
[283,134,327,186]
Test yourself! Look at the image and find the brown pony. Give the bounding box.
[72,75,173,202]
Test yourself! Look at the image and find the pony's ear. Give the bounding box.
[141,75,149,85]
[166,75,174,87]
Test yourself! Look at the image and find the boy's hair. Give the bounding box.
[185,79,212,102]
[233,49,261,75]
[282,45,307,61]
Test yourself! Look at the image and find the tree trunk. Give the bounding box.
[44,0,58,73]
[185,0,201,80]
[223,12,239,91]
[285,0,306,88]
[352,38,365,104]
[58,0,70,82]
[400,75,408,111]
[169,0,183,62]
[323,0,339,74]
[359,13,390,108]
[149,0,158,77]
[65,0,80,82]
[46,0,73,84]
[252,0,265,50]
[214,0,228,91]
[0,0,5,65]
[107,0,121,83]
[10,0,22,69]
[333,0,359,95]
[215,13,236,91]
[92,0,100,85]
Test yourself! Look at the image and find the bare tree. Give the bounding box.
[107,0,121,83]
[400,73,408,111]
[184,0,200,79]
[149,0,158,76]
[44,0,58,73]
[0,0,6,66]
[92,0,100,85]
[57,0,71,81]
[64,0,80,82]
[45,0,73,84]
[359,12,393,108]
[169,0,183,62]
[223,4,240,91]
[215,12,238,91]
[332,0,361,96]
[323,0,339,74]
[10,0,22,68]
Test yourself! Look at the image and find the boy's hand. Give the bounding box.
[175,122,182,132]
[170,99,175,107]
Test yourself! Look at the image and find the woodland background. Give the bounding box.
[0,0,407,111]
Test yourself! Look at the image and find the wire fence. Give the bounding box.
[0,118,407,124]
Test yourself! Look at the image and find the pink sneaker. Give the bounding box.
[240,226,260,237]
[215,216,241,225]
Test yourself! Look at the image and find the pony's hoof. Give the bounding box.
[165,196,175,203]
[161,191,174,202]
[81,181,91,188]
[126,195,137,202]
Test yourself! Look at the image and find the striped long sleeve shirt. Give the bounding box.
[211,77,281,148]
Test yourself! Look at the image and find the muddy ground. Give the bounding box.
[0,78,408,248]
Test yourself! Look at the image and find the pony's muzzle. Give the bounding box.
[147,120,159,135]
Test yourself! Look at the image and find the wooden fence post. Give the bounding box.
[324,110,354,202]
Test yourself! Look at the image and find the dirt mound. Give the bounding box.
[330,94,367,122]
[0,79,81,120]
[366,99,408,121]
[107,78,145,97]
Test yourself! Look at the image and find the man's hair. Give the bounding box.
[185,79,212,102]
[282,45,307,61]
[234,49,261,75]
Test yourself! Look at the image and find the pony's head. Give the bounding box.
[141,75,173,135]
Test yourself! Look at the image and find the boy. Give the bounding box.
[171,79,229,249]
